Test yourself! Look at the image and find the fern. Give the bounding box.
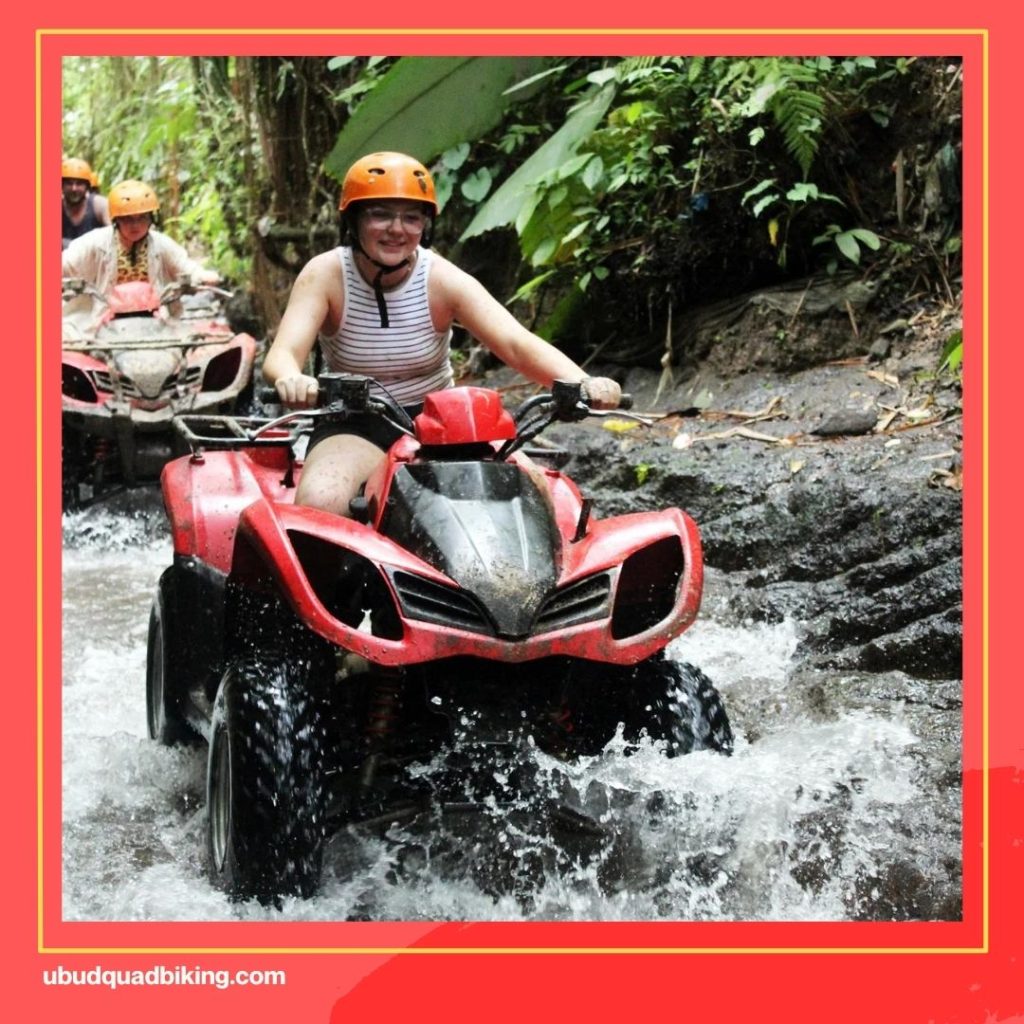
[771,86,826,177]
[736,58,827,178]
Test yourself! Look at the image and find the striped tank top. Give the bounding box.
[319,246,454,406]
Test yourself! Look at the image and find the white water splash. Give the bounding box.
[60,507,944,923]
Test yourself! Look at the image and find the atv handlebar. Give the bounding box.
[62,276,233,307]
[159,278,234,304]
[248,374,632,451]
[61,277,104,303]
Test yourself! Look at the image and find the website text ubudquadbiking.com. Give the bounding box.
[42,965,286,990]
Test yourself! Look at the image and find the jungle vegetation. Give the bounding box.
[62,55,962,363]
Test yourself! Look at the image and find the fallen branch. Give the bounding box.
[845,298,860,339]
[721,395,786,423]
[787,278,814,330]
[689,425,795,446]
[867,369,900,388]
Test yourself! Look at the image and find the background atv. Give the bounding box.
[146,373,731,903]
[61,277,259,509]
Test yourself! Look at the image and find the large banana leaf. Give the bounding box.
[459,82,617,241]
[324,57,549,179]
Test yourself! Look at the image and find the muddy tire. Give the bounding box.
[206,654,328,903]
[61,427,88,512]
[145,571,195,746]
[626,658,733,756]
[567,656,732,757]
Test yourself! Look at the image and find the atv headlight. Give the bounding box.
[610,536,684,639]
[201,348,242,392]
[287,530,402,640]
[62,364,97,402]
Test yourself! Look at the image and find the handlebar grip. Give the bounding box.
[618,393,634,410]
[257,387,280,406]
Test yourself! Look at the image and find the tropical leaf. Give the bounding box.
[324,56,549,179]
[460,83,618,241]
[835,231,861,263]
[742,178,776,205]
[850,227,881,249]
[460,167,493,202]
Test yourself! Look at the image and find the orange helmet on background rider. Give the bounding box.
[339,152,438,214]
[108,179,159,220]
[62,157,94,183]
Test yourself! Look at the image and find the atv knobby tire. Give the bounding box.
[61,427,89,512]
[627,658,733,756]
[206,654,328,903]
[146,570,195,746]
[568,656,732,757]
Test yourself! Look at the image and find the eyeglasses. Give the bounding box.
[363,207,427,231]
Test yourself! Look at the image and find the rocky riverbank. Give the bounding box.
[478,283,965,920]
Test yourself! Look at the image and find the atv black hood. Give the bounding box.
[379,461,560,638]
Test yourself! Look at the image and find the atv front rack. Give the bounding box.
[173,413,305,451]
[62,333,236,353]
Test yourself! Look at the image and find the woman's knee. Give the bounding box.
[295,436,383,515]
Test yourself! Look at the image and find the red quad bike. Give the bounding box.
[147,373,732,903]
[61,277,258,509]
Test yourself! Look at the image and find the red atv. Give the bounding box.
[147,374,731,902]
[61,277,258,508]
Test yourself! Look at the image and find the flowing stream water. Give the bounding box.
[60,492,959,923]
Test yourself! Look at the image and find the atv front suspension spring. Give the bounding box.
[365,677,402,743]
[93,438,115,463]
[358,676,404,793]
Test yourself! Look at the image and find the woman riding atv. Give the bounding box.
[62,178,222,295]
[262,151,623,518]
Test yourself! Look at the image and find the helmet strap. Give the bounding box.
[353,241,410,328]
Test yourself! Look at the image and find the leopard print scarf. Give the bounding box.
[116,235,150,283]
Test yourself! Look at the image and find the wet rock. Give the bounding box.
[858,607,963,678]
[811,409,879,436]
[852,859,960,921]
[868,334,894,361]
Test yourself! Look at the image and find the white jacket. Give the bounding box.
[61,225,209,295]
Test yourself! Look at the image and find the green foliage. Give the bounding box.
[939,329,963,377]
[812,224,882,271]
[441,54,898,299]
[64,54,941,338]
[326,55,392,113]
[323,57,550,191]
[459,80,617,241]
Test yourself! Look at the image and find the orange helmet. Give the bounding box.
[339,152,437,213]
[108,180,159,219]
[62,157,94,183]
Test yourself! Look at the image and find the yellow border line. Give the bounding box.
[38,27,987,35]
[37,32,983,958]
[40,946,989,955]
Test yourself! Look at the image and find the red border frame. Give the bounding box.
[12,6,1022,1021]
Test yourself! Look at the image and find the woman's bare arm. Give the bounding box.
[262,253,339,405]
[431,255,621,407]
